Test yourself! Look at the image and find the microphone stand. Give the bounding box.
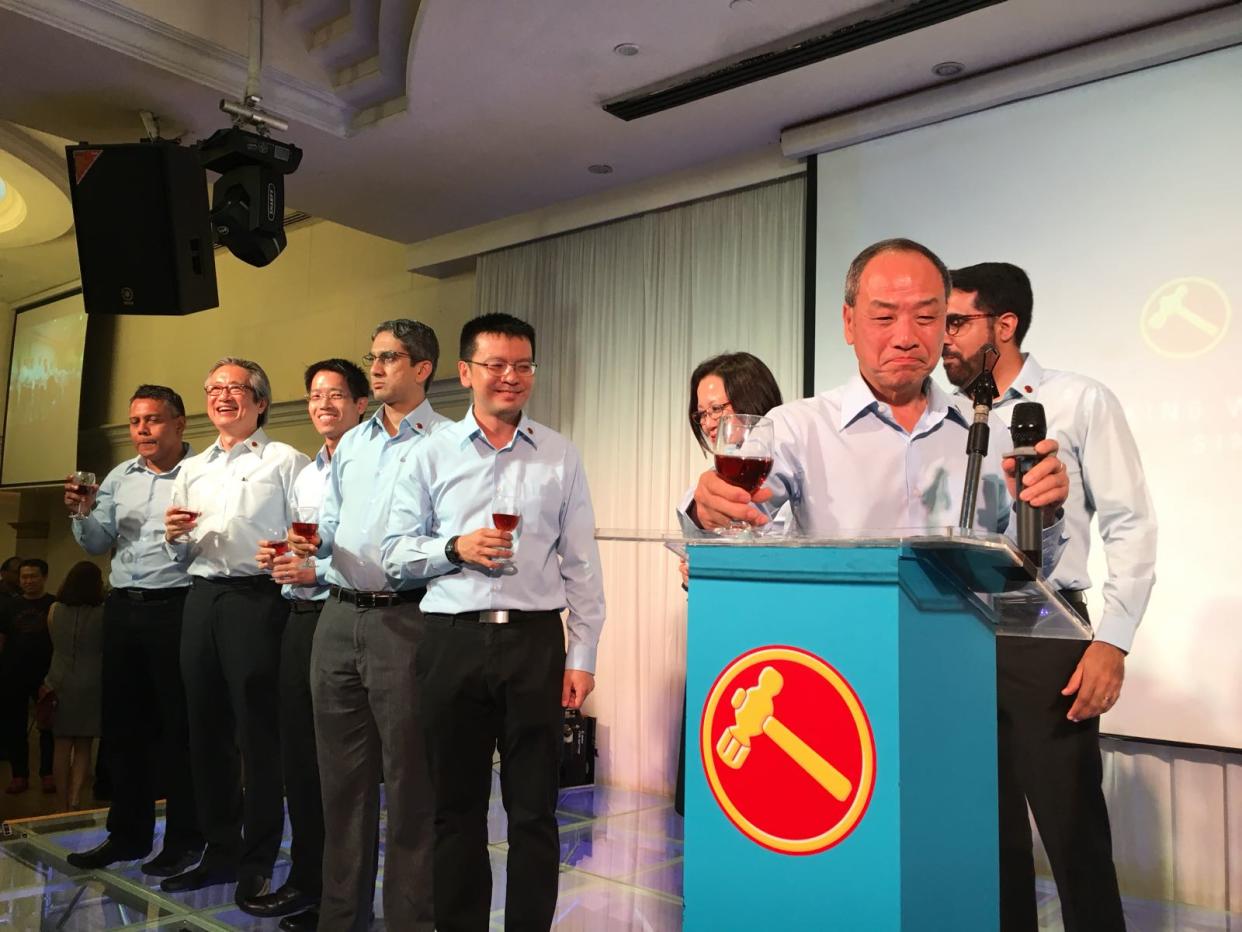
[957,345,1000,531]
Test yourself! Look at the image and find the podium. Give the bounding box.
[598,529,1090,932]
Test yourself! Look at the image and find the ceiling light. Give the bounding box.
[588,164,614,175]
[614,43,639,57]
[0,175,29,234]
[729,0,753,9]
[932,61,965,77]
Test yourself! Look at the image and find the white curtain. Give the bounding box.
[476,178,805,794]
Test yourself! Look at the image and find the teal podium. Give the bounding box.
[647,530,1090,932]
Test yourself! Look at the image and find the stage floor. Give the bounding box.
[1,780,1237,930]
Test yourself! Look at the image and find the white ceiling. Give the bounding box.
[0,0,1227,301]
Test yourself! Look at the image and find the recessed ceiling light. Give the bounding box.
[729,0,752,9]
[614,43,640,57]
[0,175,29,235]
[932,61,965,77]
[588,164,614,175]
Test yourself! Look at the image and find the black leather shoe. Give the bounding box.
[239,883,316,918]
[142,846,204,877]
[160,863,237,893]
[234,873,271,909]
[279,908,319,932]
[66,838,148,870]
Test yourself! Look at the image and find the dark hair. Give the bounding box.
[688,352,784,453]
[1,556,22,573]
[304,358,370,400]
[949,262,1034,346]
[372,320,440,389]
[844,238,951,306]
[130,384,186,418]
[460,313,537,362]
[56,561,104,607]
[207,357,273,427]
[19,558,48,577]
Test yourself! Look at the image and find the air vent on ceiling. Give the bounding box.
[603,0,1005,121]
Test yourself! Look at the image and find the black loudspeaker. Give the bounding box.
[559,709,597,788]
[66,141,219,315]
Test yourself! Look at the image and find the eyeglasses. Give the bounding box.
[305,390,350,404]
[945,313,995,336]
[363,351,413,367]
[204,382,253,398]
[692,401,733,425]
[463,359,538,378]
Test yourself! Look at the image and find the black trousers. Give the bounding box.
[0,686,53,779]
[280,600,324,896]
[180,576,287,876]
[417,611,565,932]
[997,599,1125,932]
[102,588,201,853]
[312,597,434,932]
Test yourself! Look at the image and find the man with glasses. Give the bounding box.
[381,312,606,932]
[942,262,1154,932]
[289,320,447,932]
[62,385,202,876]
[160,358,309,904]
[243,360,369,930]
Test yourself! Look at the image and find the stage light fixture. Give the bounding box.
[197,126,302,268]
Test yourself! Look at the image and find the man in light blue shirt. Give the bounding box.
[61,385,203,876]
[944,262,1154,932]
[244,359,369,931]
[291,320,448,932]
[381,313,605,932]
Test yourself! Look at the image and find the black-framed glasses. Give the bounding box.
[204,382,253,398]
[462,359,538,378]
[945,313,995,336]
[692,401,733,425]
[363,351,412,366]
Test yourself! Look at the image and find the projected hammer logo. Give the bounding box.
[716,666,852,802]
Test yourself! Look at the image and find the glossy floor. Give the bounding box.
[0,784,1236,930]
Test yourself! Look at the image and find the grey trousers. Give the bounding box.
[311,598,435,932]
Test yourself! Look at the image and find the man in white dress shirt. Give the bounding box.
[160,357,309,904]
[942,262,1155,932]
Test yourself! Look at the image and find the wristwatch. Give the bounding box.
[445,535,465,566]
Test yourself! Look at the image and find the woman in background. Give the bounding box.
[677,352,784,813]
[42,561,106,810]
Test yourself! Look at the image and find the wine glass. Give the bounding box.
[493,477,521,566]
[292,505,319,569]
[68,471,96,520]
[167,484,200,539]
[712,413,774,536]
[264,523,291,574]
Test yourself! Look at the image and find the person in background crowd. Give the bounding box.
[1,559,57,795]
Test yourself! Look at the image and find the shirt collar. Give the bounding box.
[838,372,967,432]
[207,427,270,460]
[1000,353,1045,402]
[366,399,437,438]
[125,442,193,475]
[459,406,538,451]
[312,444,331,470]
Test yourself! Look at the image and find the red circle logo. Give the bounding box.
[700,645,876,855]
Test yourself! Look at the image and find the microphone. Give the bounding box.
[1009,401,1047,567]
[957,344,1000,530]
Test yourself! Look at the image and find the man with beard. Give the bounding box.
[942,261,1156,932]
[161,358,308,904]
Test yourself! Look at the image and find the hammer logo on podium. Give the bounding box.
[700,646,876,855]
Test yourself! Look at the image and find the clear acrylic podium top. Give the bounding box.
[595,527,1091,640]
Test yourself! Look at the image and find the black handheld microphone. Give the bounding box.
[957,344,1000,530]
[1009,401,1047,568]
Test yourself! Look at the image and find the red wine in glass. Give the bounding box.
[714,454,773,494]
[73,483,97,496]
[292,521,319,538]
[270,540,291,557]
[492,513,520,532]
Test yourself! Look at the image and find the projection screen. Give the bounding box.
[812,44,1241,749]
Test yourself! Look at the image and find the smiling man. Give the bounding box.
[61,385,203,876]
[161,358,309,904]
[381,313,606,932]
[290,320,448,932]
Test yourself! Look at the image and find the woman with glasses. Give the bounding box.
[676,352,784,813]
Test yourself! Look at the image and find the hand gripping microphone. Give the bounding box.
[1008,401,1047,567]
[957,344,1000,530]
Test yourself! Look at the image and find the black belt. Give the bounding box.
[113,587,190,603]
[329,585,425,609]
[288,599,325,615]
[193,575,274,590]
[426,609,558,626]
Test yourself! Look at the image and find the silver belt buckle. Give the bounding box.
[478,610,510,624]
